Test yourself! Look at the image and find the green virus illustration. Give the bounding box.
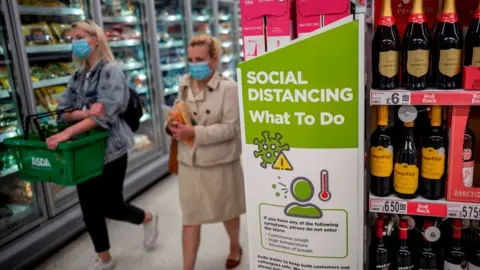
[253,131,290,168]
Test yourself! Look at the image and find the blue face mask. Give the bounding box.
[188,61,212,80]
[72,39,93,59]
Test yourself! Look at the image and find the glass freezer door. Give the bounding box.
[0,1,47,247]
[216,0,240,80]
[100,0,161,169]
[155,0,187,107]
[188,0,214,38]
[12,0,91,217]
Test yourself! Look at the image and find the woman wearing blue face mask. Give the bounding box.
[45,20,158,270]
[166,34,246,270]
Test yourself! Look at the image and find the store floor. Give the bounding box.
[36,174,250,270]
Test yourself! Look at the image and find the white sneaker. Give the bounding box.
[91,258,115,270]
[143,212,158,250]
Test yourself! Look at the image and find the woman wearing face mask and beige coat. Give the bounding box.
[166,34,246,270]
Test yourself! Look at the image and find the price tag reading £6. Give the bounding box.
[371,199,408,214]
[448,204,480,220]
[371,91,412,105]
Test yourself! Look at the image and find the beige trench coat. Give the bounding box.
[171,72,246,225]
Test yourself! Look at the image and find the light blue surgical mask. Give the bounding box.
[72,39,93,59]
[188,61,212,80]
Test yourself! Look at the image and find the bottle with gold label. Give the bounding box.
[420,106,446,200]
[372,0,401,90]
[394,121,419,199]
[432,0,463,89]
[465,0,480,67]
[402,0,431,90]
[370,106,394,197]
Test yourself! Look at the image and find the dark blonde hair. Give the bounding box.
[188,34,221,59]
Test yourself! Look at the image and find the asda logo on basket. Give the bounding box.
[31,157,51,168]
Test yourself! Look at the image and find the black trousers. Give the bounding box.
[77,154,145,253]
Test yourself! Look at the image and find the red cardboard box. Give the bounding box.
[296,0,350,38]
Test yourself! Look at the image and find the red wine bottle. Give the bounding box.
[421,106,446,200]
[396,220,414,269]
[444,219,467,269]
[370,106,394,197]
[432,0,463,89]
[394,122,419,199]
[468,231,480,269]
[463,120,476,188]
[372,0,401,90]
[369,218,391,270]
[402,0,431,90]
[418,220,438,270]
[464,1,480,67]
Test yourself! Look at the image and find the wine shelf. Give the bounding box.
[370,89,480,106]
[370,193,480,220]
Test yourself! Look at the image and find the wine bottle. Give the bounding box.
[372,0,401,90]
[432,0,463,89]
[464,0,480,67]
[418,220,438,270]
[444,219,467,269]
[421,106,446,200]
[369,218,391,270]
[394,122,419,199]
[402,0,431,90]
[370,106,394,197]
[463,120,476,187]
[468,231,480,269]
[396,219,414,269]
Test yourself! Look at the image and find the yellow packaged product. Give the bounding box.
[50,23,72,43]
[22,22,56,46]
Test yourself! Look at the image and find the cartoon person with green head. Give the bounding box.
[284,177,322,219]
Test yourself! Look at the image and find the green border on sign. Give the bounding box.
[259,203,349,258]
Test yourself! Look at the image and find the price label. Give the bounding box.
[448,204,480,220]
[370,199,408,214]
[371,91,411,105]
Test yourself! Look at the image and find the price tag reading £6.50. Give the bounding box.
[370,199,408,214]
[448,204,480,220]
[371,91,412,105]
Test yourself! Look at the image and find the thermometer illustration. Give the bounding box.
[319,170,331,202]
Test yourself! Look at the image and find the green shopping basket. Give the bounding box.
[4,109,109,186]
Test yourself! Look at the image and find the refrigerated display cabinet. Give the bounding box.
[214,0,240,80]
[100,0,164,170]
[155,0,188,107]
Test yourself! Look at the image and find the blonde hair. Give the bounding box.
[188,34,221,59]
[71,20,115,70]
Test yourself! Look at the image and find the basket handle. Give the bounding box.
[24,108,75,141]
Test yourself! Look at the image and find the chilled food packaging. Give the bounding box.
[50,23,72,43]
[133,134,153,152]
[22,22,56,46]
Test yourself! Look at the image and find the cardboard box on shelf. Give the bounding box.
[240,0,295,60]
[446,106,480,203]
[296,0,351,38]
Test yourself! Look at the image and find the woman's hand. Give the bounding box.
[46,131,73,150]
[88,103,105,117]
[171,123,195,140]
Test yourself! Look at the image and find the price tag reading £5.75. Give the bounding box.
[371,91,412,105]
[448,204,480,220]
[370,199,408,215]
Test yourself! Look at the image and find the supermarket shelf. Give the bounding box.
[219,14,232,21]
[32,76,70,89]
[222,41,233,48]
[26,44,72,54]
[220,28,232,35]
[157,14,183,23]
[121,62,145,71]
[370,89,480,106]
[103,16,139,24]
[164,87,178,95]
[222,70,233,78]
[159,40,184,50]
[0,89,10,99]
[193,15,211,22]
[109,40,142,48]
[161,62,185,71]
[221,54,234,63]
[0,130,18,143]
[370,193,480,220]
[18,6,85,16]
